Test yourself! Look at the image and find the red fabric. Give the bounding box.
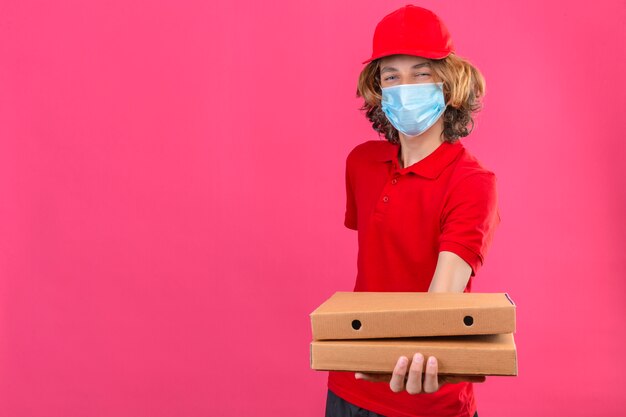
[328,139,501,417]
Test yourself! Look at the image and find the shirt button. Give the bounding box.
[382,196,389,203]
[391,178,398,185]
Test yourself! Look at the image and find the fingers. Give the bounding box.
[389,356,409,392]
[423,356,439,393]
[354,372,392,383]
[405,353,424,394]
[358,354,457,395]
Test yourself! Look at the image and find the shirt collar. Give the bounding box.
[378,140,465,179]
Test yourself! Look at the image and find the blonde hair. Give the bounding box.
[356,53,486,143]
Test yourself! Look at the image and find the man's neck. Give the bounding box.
[398,118,445,168]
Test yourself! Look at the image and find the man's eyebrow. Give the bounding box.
[380,62,431,74]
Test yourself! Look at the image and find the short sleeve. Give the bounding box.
[438,172,501,276]
[344,154,358,230]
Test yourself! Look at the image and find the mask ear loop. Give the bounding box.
[439,82,451,108]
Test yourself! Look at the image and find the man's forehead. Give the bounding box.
[380,56,431,73]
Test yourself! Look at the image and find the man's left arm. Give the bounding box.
[428,250,472,293]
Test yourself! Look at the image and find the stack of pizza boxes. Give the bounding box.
[310,292,517,377]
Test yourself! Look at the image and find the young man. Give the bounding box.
[325,5,500,417]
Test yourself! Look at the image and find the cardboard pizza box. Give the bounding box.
[310,333,517,376]
[310,292,516,340]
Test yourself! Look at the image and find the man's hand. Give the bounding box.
[354,353,486,394]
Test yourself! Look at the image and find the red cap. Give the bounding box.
[362,4,455,64]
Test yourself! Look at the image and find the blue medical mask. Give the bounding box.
[381,82,446,137]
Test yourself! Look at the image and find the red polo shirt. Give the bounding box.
[327,139,501,417]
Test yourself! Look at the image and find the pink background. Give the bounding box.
[1,1,625,416]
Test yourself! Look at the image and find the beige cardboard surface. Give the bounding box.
[310,333,517,376]
[311,292,516,340]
